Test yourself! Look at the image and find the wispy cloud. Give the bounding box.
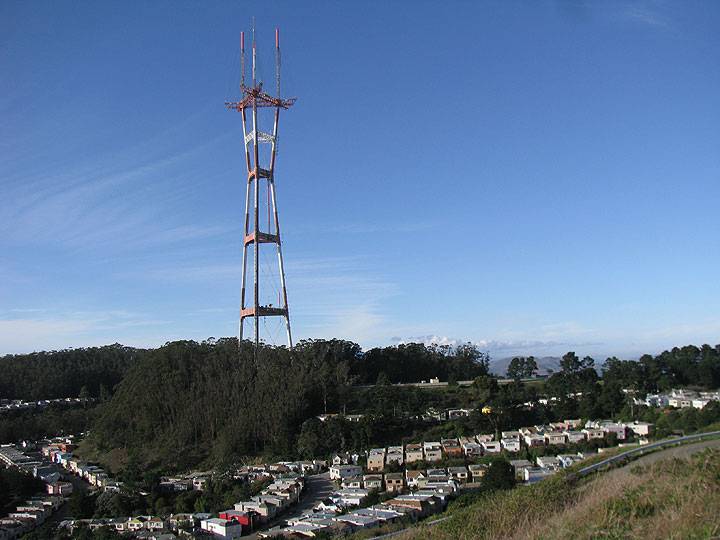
[0,123,231,252]
[622,3,671,30]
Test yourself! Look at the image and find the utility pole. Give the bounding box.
[226,26,295,352]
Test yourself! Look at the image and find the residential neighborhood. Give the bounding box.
[3,386,719,539]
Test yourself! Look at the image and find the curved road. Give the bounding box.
[577,430,720,477]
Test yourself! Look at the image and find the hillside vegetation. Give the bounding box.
[87,338,491,472]
[401,446,720,540]
[0,344,141,400]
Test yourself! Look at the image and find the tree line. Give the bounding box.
[0,344,141,400]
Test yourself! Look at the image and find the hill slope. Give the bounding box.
[401,442,720,540]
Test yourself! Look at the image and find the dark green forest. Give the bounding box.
[0,344,142,400]
[0,405,97,442]
[88,339,491,472]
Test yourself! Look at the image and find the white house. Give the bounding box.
[564,430,586,444]
[331,488,369,507]
[462,442,484,456]
[501,438,521,452]
[481,441,501,453]
[447,466,469,483]
[582,428,605,440]
[363,474,383,490]
[545,432,566,445]
[627,421,653,436]
[524,434,545,447]
[422,442,442,462]
[386,446,404,466]
[330,465,363,480]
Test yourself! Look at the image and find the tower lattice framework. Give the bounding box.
[226,27,295,349]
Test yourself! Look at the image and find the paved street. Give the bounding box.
[244,472,334,539]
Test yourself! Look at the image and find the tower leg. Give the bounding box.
[239,176,251,344]
[252,104,260,350]
[269,179,292,348]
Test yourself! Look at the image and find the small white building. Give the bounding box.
[536,456,562,469]
[481,441,501,453]
[523,467,556,483]
[501,438,521,452]
[201,518,243,539]
[627,421,653,436]
[582,428,605,440]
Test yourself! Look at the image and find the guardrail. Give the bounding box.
[577,430,720,477]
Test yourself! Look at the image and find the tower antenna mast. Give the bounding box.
[226,25,296,353]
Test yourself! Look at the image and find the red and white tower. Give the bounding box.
[226,27,295,349]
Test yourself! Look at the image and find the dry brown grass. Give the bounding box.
[519,450,720,540]
[400,448,720,540]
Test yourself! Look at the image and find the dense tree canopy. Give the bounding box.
[0,344,141,400]
[352,342,490,384]
[88,339,490,471]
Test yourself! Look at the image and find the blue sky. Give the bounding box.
[1,1,719,358]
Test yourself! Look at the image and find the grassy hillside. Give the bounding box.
[401,446,720,540]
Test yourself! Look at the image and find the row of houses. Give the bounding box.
[262,482,452,537]
[0,497,63,540]
[59,477,305,540]
[158,460,324,494]
[352,419,653,473]
[509,452,587,483]
[0,397,93,414]
[330,465,487,492]
[0,444,70,540]
[261,493,445,538]
[641,388,720,410]
[43,444,122,492]
[59,512,219,538]
[190,475,306,539]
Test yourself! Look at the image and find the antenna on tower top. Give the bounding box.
[275,28,281,98]
[251,17,257,85]
[240,31,245,89]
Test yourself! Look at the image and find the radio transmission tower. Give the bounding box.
[226,26,296,350]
